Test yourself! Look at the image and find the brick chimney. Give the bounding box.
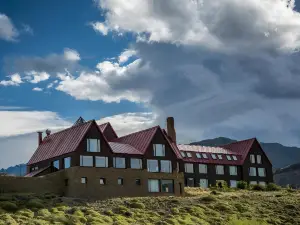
[37,131,43,146]
[46,129,51,136]
[166,117,176,143]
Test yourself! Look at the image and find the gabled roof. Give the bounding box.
[98,122,118,141]
[28,120,94,165]
[108,142,143,155]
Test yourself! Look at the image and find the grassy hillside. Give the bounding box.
[0,187,299,225]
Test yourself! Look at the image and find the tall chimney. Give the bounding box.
[166,117,176,143]
[37,131,43,146]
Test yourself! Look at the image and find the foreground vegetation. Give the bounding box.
[0,186,299,225]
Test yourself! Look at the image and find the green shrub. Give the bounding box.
[0,201,18,212]
[237,181,248,189]
[201,195,216,202]
[216,180,228,189]
[129,202,145,209]
[104,209,114,216]
[266,183,281,191]
[27,199,44,209]
[170,207,179,214]
[0,195,12,201]
[251,184,265,191]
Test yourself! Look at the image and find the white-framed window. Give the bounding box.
[211,154,217,159]
[199,164,207,174]
[131,158,142,169]
[99,178,106,185]
[64,157,71,169]
[226,155,232,160]
[229,166,237,176]
[250,154,255,163]
[250,181,257,185]
[87,139,100,152]
[258,168,266,177]
[95,156,108,168]
[196,153,201,158]
[232,155,238,161]
[80,155,93,167]
[216,165,224,175]
[118,177,124,185]
[184,163,194,173]
[199,179,208,188]
[230,180,237,188]
[53,160,60,170]
[202,153,208,158]
[249,167,257,176]
[160,160,172,173]
[180,151,186,157]
[259,181,266,186]
[147,159,159,172]
[81,177,87,184]
[113,157,126,168]
[257,155,262,164]
[186,152,192,158]
[217,154,223,159]
[148,179,159,192]
[153,144,165,156]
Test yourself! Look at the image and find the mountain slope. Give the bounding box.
[0,164,26,176]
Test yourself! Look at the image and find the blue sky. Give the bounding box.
[1,0,300,168]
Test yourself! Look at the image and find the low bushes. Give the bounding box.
[237,181,248,190]
[0,201,18,212]
[251,184,265,191]
[26,199,44,209]
[266,183,281,191]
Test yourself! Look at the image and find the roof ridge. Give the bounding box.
[113,125,159,141]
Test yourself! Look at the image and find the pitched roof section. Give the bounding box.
[27,121,94,165]
[24,166,51,177]
[109,142,143,155]
[98,122,118,141]
[178,145,238,155]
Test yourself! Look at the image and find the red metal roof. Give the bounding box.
[27,121,94,165]
[98,122,118,141]
[98,122,108,132]
[108,142,143,155]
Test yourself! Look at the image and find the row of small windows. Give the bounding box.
[184,163,238,175]
[249,167,266,177]
[250,154,262,164]
[186,178,266,188]
[180,152,238,161]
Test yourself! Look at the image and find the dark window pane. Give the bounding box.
[135,179,141,185]
[161,180,174,193]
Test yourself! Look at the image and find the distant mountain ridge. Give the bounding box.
[0,164,26,176]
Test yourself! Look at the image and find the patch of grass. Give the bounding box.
[200,195,217,202]
[266,183,281,191]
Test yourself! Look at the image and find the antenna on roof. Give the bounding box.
[73,116,86,126]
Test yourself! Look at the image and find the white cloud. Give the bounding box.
[0,73,23,86]
[0,13,18,41]
[22,24,33,35]
[24,71,50,83]
[32,87,43,92]
[118,49,136,64]
[90,22,109,35]
[64,48,81,61]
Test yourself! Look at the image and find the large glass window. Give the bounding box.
[249,167,257,176]
[53,160,60,170]
[199,164,207,174]
[80,155,93,167]
[184,163,194,173]
[148,179,159,192]
[229,166,237,175]
[87,139,100,152]
[64,157,71,169]
[153,144,165,156]
[258,168,266,177]
[95,156,108,168]
[113,157,126,168]
[259,181,266,186]
[161,180,174,193]
[160,160,172,173]
[230,180,237,188]
[257,155,262,164]
[250,181,257,185]
[186,178,194,187]
[131,158,142,169]
[199,179,208,188]
[216,165,224,175]
[147,160,159,172]
[250,154,255,163]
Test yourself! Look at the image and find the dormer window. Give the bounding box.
[232,155,237,161]
[153,144,165,156]
[196,153,201,158]
[226,155,232,160]
[217,154,223,159]
[186,152,192,158]
[87,139,100,152]
[202,153,208,159]
[211,154,217,159]
[180,151,186,157]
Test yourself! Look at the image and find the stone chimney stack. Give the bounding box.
[46,129,51,136]
[166,117,176,143]
[37,131,43,146]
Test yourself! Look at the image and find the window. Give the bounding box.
[202,153,208,158]
[217,154,223,159]
[258,168,266,177]
[161,180,174,193]
[180,151,186,157]
[216,165,224,175]
[186,178,194,187]
[131,158,142,169]
[226,155,232,160]
[135,179,141,185]
[118,178,123,185]
[186,152,192,158]
[100,178,106,185]
[196,153,201,158]
[80,155,93,167]
[34,166,38,171]
[53,160,60,170]
[95,156,108,168]
[199,164,207,174]
[259,181,266,186]
[64,157,71,169]
[81,177,87,184]
[257,155,262,164]
[249,167,257,176]
[153,144,165,156]
[230,180,237,188]
[184,163,194,173]
[160,160,172,173]
[199,179,208,188]
[229,166,237,176]
[147,160,159,172]
[250,181,257,185]
[211,154,217,159]
[232,155,238,161]
[148,179,159,192]
[113,157,126,168]
[250,154,255,163]
[87,139,100,152]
